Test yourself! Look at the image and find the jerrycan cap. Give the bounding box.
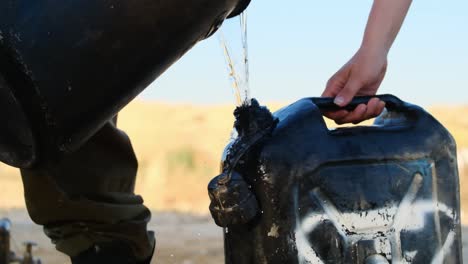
[207,99,277,227]
[208,171,259,227]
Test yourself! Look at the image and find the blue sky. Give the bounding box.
[141,0,468,106]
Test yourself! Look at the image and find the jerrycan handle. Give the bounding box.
[310,94,425,130]
[311,94,405,112]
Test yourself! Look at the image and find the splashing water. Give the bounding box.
[219,12,251,106]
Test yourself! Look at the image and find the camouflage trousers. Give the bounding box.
[19,118,155,261]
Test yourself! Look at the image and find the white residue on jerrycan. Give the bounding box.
[218,12,251,106]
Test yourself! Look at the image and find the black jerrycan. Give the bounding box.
[208,95,463,264]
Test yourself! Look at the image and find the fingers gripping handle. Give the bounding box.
[310,94,425,129]
[311,94,405,112]
[311,94,404,111]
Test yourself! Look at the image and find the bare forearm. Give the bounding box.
[323,0,412,121]
[361,0,412,54]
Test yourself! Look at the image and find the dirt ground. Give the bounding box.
[1,209,224,264]
[0,209,466,264]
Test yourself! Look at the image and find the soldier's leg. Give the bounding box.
[20,118,155,263]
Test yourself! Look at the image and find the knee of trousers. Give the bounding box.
[18,121,153,259]
[20,167,145,224]
[20,121,140,224]
[20,167,154,259]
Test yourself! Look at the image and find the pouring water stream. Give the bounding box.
[218,12,251,106]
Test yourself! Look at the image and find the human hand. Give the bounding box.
[322,47,388,124]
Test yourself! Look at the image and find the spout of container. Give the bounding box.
[228,0,251,18]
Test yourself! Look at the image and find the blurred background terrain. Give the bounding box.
[0,101,466,263]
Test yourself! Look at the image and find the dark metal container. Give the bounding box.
[212,95,462,263]
[0,0,248,168]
